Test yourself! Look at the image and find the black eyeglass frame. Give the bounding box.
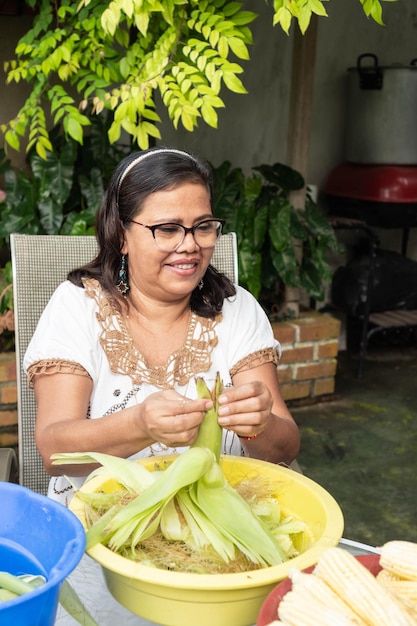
[126,218,226,251]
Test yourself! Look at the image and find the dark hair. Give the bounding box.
[68,147,236,316]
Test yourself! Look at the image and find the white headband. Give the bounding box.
[116,148,198,197]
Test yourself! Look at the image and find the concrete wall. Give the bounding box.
[158,0,417,180]
[0,15,33,168]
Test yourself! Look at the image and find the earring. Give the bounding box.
[198,279,204,290]
[116,254,130,295]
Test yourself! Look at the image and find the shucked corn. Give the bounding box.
[379,540,417,582]
[314,547,415,626]
[268,541,417,626]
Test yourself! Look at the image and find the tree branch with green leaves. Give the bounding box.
[272,0,396,34]
[1,0,397,157]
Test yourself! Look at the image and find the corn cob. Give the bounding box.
[376,575,417,609]
[379,540,417,582]
[376,568,404,583]
[278,585,366,626]
[286,569,366,624]
[313,546,416,626]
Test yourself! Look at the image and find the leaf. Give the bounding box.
[35,140,48,160]
[239,240,262,298]
[65,118,84,144]
[309,0,328,16]
[59,580,99,626]
[101,7,119,35]
[270,245,299,288]
[228,37,250,60]
[273,7,292,35]
[298,6,312,34]
[269,202,292,252]
[222,72,247,94]
[4,131,20,152]
[230,10,257,26]
[201,102,218,127]
[254,163,305,192]
[253,204,269,250]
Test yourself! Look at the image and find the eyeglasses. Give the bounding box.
[127,218,225,252]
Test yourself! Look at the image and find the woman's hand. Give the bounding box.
[217,363,300,465]
[216,381,272,438]
[138,390,213,447]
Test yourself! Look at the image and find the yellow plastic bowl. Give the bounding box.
[70,455,344,626]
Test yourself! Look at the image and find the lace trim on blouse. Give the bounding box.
[229,347,280,377]
[27,359,90,388]
[83,278,219,389]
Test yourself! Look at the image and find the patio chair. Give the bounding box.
[1,231,301,492]
[2,232,238,494]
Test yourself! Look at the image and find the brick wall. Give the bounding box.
[0,352,18,449]
[273,311,341,404]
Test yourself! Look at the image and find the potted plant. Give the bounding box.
[212,160,343,318]
[0,262,14,352]
[0,114,129,353]
[0,114,128,248]
[212,160,344,403]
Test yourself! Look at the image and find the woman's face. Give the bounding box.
[122,182,214,302]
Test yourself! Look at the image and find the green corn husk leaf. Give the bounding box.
[51,451,155,492]
[251,497,282,525]
[159,497,189,542]
[176,488,236,562]
[0,571,37,597]
[273,517,306,536]
[86,446,216,551]
[192,372,223,462]
[113,502,163,550]
[59,579,99,626]
[190,461,286,566]
[73,488,126,511]
[0,588,17,602]
[85,501,126,550]
[175,490,209,551]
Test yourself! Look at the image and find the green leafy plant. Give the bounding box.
[0,0,394,157]
[0,113,128,248]
[1,0,256,156]
[212,161,343,315]
[272,0,392,34]
[0,112,129,352]
[0,262,14,352]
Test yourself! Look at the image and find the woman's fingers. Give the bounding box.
[140,391,212,445]
[217,382,272,433]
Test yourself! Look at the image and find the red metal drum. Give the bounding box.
[323,163,417,228]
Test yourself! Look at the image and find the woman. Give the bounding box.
[24,146,300,625]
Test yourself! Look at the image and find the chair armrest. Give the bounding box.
[0,448,18,483]
[289,459,303,474]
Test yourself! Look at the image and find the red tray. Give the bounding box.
[256,554,381,626]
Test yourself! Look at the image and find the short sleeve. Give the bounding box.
[23,281,101,382]
[216,286,281,373]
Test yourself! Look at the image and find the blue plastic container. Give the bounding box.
[0,482,86,625]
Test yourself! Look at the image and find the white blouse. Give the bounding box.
[24,278,281,504]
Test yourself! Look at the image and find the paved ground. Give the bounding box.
[291,343,417,548]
